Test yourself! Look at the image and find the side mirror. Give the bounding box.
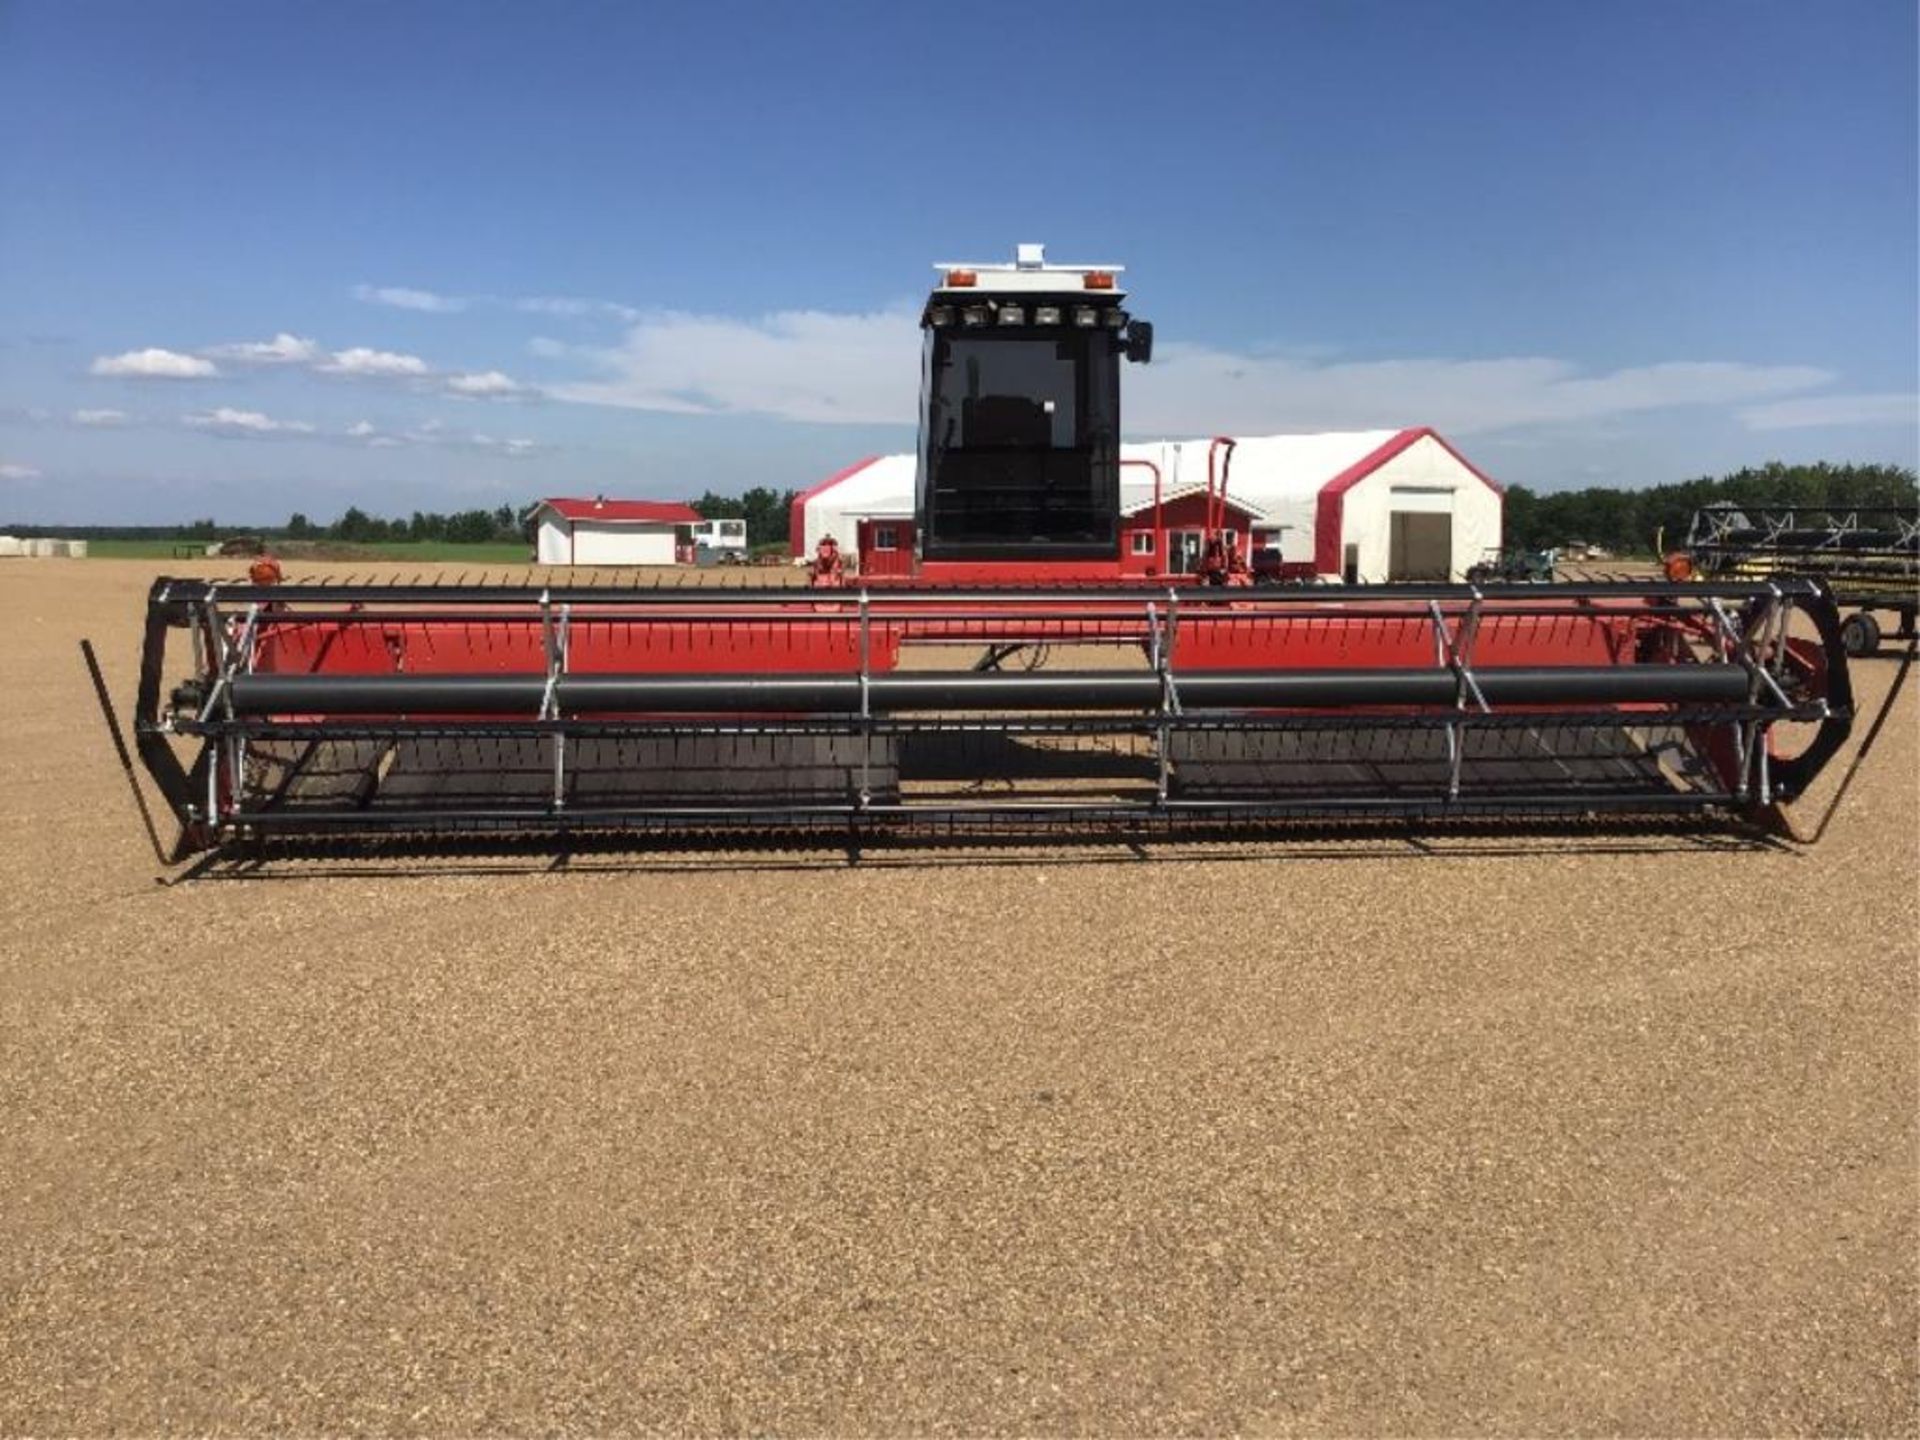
[1124,320,1154,364]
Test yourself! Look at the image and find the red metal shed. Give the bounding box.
[1119,486,1265,577]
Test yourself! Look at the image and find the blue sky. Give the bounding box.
[1,0,1914,524]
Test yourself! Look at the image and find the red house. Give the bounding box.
[1118,484,1267,577]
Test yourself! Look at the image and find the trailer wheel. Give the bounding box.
[1841,611,1882,657]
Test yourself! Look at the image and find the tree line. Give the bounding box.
[160,507,530,544]
[16,463,1913,554]
[1503,462,1916,555]
[171,489,803,548]
[287,506,526,544]
[686,487,799,548]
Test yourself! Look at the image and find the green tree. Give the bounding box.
[1502,463,1916,555]
[694,487,797,547]
[445,509,496,544]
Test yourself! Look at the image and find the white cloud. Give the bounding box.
[337,415,541,455]
[549,305,1840,438]
[90,348,219,379]
[183,407,318,437]
[467,433,539,457]
[553,306,921,423]
[516,296,592,317]
[347,286,638,321]
[517,295,641,323]
[344,419,413,448]
[205,332,321,365]
[0,461,41,481]
[318,346,431,378]
[445,369,536,398]
[1739,391,1919,431]
[72,408,129,426]
[352,284,466,313]
[1128,350,1835,437]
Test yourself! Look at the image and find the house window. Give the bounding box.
[874,526,898,551]
[1130,531,1155,555]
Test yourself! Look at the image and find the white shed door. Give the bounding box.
[1390,512,1453,581]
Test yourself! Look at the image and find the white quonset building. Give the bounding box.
[792,428,1503,581]
[789,455,921,576]
[531,497,701,565]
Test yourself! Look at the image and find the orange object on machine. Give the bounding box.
[811,533,847,587]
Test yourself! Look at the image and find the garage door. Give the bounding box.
[1389,512,1452,580]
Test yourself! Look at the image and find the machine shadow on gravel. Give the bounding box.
[161,812,1785,885]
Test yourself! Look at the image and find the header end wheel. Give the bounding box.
[1840,612,1882,658]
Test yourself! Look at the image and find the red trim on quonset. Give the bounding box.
[1417,429,1504,497]
[539,497,702,524]
[791,455,882,556]
[1311,428,1501,576]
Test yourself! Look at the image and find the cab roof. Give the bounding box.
[931,242,1127,298]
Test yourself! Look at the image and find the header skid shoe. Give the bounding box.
[129,574,1853,853]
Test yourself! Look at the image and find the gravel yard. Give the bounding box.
[3,560,1915,1434]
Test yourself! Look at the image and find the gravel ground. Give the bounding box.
[2,560,1915,1435]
